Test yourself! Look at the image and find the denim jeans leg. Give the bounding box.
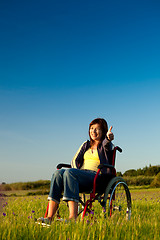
[63,168,96,202]
[48,169,65,203]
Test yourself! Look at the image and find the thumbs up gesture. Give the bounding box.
[107,126,114,141]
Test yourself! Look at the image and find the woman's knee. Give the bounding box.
[51,169,65,180]
[63,168,78,180]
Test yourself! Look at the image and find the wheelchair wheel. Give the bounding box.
[103,177,132,220]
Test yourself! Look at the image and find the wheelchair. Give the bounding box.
[44,146,132,221]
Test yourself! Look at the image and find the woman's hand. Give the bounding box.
[107,126,114,141]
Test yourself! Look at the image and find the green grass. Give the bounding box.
[0,189,160,240]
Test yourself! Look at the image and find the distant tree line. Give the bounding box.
[0,180,50,191]
[116,165,160,187]
[117,165,160,177]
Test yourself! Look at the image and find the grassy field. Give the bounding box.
[0,188,160,240]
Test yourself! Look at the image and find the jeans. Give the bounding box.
[48,168,97,203]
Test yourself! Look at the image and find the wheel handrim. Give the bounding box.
[108,181,131,219]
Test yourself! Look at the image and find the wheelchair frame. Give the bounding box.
[44,146,132,220]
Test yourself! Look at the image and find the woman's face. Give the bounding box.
[89,123,103,142]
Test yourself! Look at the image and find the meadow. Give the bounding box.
[0,188,160,240]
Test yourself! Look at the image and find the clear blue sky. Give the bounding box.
[0,0,160,183]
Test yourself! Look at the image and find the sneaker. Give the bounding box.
[56,218,72,223]
[56,218,65,222]
[35,217,51,227]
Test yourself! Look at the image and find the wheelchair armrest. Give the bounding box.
[98,163,115,170]
[56,163,71,169]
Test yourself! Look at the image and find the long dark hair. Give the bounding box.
[89,118,108,146]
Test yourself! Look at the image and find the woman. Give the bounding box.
[37,118,114,225]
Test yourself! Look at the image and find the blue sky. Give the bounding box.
[0,0,160,183]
